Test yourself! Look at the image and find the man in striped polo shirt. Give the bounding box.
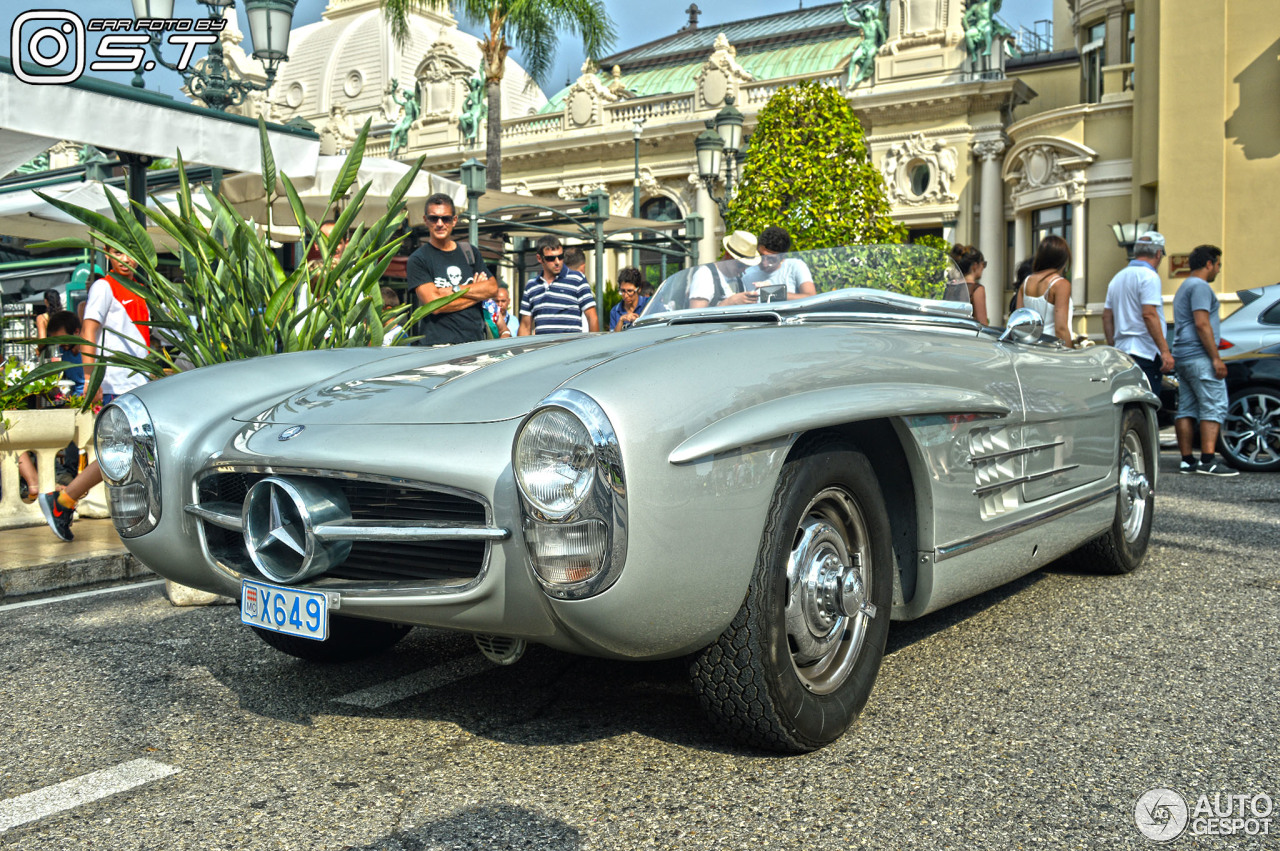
[518,236,599,335]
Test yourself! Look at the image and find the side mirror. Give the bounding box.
[999,307,1044,344]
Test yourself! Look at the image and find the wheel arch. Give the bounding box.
[784,420,923,614]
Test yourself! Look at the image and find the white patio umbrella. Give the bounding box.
[219,156,467,230]
[0,181,132,240]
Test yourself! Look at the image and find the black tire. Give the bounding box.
[1076,408,1155,574]
[1219,385,1280,472]
[689,437,893,752]
[251,615,412,663]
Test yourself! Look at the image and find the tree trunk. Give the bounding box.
[486,81,503,190]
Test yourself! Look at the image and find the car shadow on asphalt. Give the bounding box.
[166,574,1068,758]
[343,803,583,850]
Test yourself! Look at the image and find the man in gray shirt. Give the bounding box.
[1171,244,1236,476]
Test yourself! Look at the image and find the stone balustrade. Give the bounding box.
[0,409,108,529]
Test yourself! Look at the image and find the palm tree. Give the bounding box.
[380,0,616,189]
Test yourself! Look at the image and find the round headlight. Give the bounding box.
[96,404,135,483]
[515,408,595,518]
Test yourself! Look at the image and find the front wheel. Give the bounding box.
[689,438,893,752]
[1219,385,1280,472]
[251,615,412,663]
[1076,408,1154,574]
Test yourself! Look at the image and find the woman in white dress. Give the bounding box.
[1016,235,1074,347]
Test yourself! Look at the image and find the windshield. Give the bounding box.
[640,244,968,319]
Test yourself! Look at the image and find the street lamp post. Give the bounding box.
[459,158,486,249]
[129,0,298,113]
[693,95,746,218]
[631,117,645,267]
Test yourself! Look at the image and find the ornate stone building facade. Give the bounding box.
[184,0,1280,328]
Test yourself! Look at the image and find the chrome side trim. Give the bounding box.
[971,464,1081,496]
[936,485,1118,561]
[969,440,1065,464]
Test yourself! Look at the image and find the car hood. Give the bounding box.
[234,330,708,425]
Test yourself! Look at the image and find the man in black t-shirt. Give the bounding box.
[408,193,496,345]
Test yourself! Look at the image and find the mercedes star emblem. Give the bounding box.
[242,477,352,584]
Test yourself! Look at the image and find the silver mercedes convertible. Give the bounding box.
[96,245,1158,752]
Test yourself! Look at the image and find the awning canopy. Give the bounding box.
[0,57,319,179]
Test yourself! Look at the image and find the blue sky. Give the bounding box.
[3,1,1053,97]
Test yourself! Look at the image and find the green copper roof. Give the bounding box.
[539,36,860,114]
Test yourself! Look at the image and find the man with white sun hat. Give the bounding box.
[686,230,763,308]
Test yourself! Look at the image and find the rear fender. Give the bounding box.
[667,383,1011,465]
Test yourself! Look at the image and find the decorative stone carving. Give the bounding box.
[47,141,81,170]
[415,37,473,121]
[611,189,633,215]
[557,181,608,201]
[511,181,534,197]
[319,103,359,155]
[607,66,634,100]
[244,88,279,123]
[972,138,1007,161]
[696,33,756,108]
[882,132,959,206]
[1011,144,1065,194]
[564,60,622,129]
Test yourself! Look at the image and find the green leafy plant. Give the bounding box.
[726,81,905,249]
[14,119,461,402]
[1,357,62,428]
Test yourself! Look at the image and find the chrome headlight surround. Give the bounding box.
[513,389,627,600]
[94,394,161,537]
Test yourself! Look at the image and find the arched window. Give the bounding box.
[640,197,680,222]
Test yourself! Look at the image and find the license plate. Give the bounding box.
[241,579,329,641]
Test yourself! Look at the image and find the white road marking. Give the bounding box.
[333,655,492,708]
[0,580,164,614]
[0,758,180,833]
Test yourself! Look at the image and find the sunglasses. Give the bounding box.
[426,214,455,224]
[619,288,637,295]
[541,253,565,262]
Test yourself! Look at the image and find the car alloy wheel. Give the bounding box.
[1220,385,1280,472]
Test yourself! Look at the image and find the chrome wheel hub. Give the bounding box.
[784,488,877,694]
[1118,430,1149,542]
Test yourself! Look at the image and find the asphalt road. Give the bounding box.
[1,452,1276,850]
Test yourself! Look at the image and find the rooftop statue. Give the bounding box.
[458,73,487,146]
[842,0,888,89]
[387,78,420,157]
[962,0,1019,59]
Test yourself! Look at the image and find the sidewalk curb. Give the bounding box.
[0,552,153,600]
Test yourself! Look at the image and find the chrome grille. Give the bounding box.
[195,470,490,584]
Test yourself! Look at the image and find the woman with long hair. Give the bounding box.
[950,244,988,325]
[1016,235,1074,347]
[35,288,64,356]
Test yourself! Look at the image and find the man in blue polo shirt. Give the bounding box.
[519,236,598,335]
